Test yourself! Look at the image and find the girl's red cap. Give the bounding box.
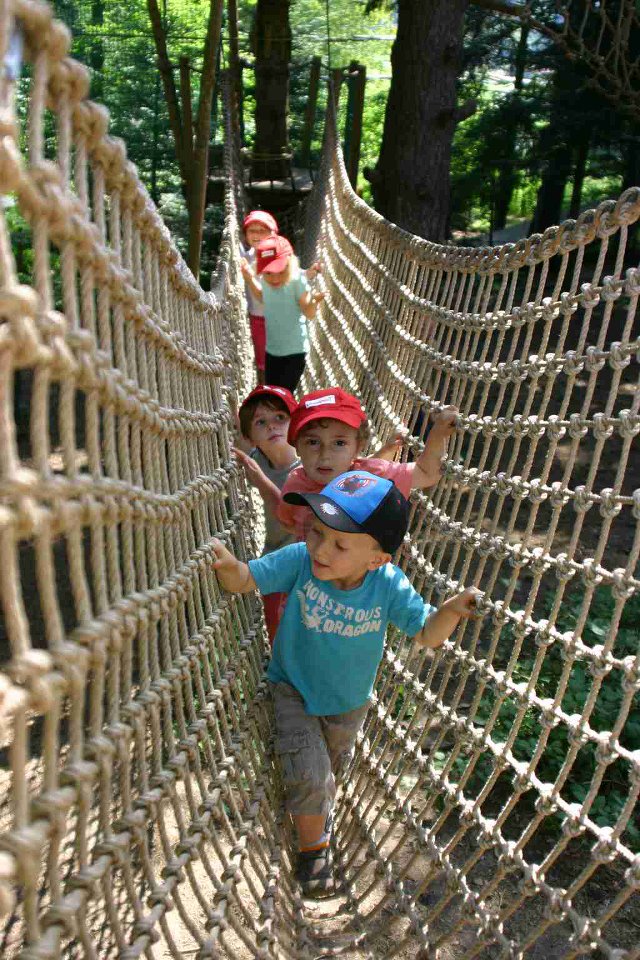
[256,235,293,274]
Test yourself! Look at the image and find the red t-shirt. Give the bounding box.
[277,457,414,542]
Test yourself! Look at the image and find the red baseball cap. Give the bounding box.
[243,210,278,234]
[240,384,297,416]
[287,388,367,445]
[256,235,293,274]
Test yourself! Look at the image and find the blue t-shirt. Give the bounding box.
[261,273,309,356]
[249,542,434,716]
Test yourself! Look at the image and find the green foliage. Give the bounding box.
[450,587,640,851]
[237,0,395,196]
[29,2,638,258]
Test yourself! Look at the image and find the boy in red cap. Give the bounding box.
[234,384,300,643]
[241,235,325,392]
[241,211,279,385]
[277,388,458,542]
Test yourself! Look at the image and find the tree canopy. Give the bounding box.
[46,0,639,263]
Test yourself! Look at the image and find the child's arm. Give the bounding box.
[240,258,263,302]
[304,261,323,282]
[411,406,458,489]
[275,499,298,536]
[371,426,409,463]
[299,289,325,319]
[211,538,257,593]
[413,587,480,648]
[234,448,282,516]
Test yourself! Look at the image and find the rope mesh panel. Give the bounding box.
[0,1,639,958]
[476,0,640,120]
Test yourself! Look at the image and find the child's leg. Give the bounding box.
[272,682,369,843]
[271,681,334,896]
[271,683,368,895]
[249,314,266,384]
[321,702,370,779]
[262,591,286,646]
[264,352,306,393]
[319,702,370,835]
[272,681,334,845]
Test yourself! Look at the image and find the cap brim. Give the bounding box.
[283,491,363,535]
[244,213,277,231]
[259,255,289,274]
[288,410,364,444]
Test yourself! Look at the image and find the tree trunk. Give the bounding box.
[90,0,105,99]
[227,0,244,139]
[367,0,470,241]
[147,0,223,277]
[493,165,516,233]
[569,130,590,218]
[187,0,224,276]
[530,64,576,233]
[622,129,640,259]
[493,23,528,232]
[622,131,640,191]
[252,0,291,181]
[530,142,572,233]
[147,0,188,185]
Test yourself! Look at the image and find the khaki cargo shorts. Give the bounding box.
[270,681,369,817]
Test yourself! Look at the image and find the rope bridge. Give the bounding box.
[1,1,639,957]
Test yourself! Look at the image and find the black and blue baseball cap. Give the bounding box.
[283,470,409,554]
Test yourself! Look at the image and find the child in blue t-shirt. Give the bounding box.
[211,470,480,898]
[240,234,325,393]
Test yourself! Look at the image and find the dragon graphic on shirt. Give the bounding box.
[296,589,330,630]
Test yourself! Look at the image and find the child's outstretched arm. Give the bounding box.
[299,289,325,319]
[240,258,263,301]
[413,587,481,649]
[411,406,458,489]
[234,447,282,515]
[211,539,256,593]
[372,426,409,462]
[305,260,323,281]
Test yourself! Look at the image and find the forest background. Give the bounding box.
[14,0,639,285]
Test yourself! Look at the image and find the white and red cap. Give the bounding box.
[287,388,366,445]
[255,235,293,274]
[243,210,278,234]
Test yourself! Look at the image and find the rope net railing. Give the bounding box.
[0,1,639,958]
[297,94,640,958]
[475,0,640,121]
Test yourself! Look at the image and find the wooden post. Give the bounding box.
[345,61,366,188]
[301,56,321,169]
[227,0,244,141]
[331,66,344,110]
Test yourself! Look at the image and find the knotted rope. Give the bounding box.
[0,1,639,958]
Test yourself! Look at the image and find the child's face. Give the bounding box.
[245,224,272,248]
[261,262,289,288]
[306,519,388,589]
[296,419,362,485]
[247,402,291,453]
